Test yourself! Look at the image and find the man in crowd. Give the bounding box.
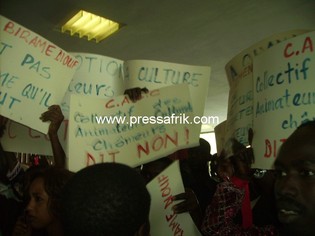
[60,162,151,236]
[274,120,315,236]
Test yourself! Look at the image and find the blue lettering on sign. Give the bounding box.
[0,72,19,88]
[20,53,51,79]
[74,55,122,75]
[21,83,52,107]
[282,111,315,129]
[137,67,201,87]
[68,82,115,98]
[0,42,13,55]
[0,92,21,109]
[256,89,315,117]
[256,58,311,93]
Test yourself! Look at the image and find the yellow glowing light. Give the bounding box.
[61,10,120,42]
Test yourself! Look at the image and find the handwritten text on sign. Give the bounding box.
[123,60,211,137]
[61,53,124,117]
[225,78,253,145]
[225,30,308,86]
[214,120,227,155]
[253,31,315,169]
[0,15,78,133]
[224,30,308,145]
[1,119,68,155]
[68,84,199,172]
[147,161,201,236]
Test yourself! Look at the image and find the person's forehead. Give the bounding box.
[30,177,45,191]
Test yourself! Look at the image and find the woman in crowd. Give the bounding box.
[12,167,73,236]
[0,105,69,236]
[201,137,277,235]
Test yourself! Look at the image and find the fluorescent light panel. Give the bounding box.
[61,10,120,43]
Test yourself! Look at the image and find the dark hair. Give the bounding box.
[61,163,151,236]
[0,145,10,184]
[216,138,254,179]
[27,167,73,218]
[281,120,315,150]
[183,138,212,179]
[297,120,315,129]
[209,154,220,182]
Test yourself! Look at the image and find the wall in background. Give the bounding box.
[200,132,217,155]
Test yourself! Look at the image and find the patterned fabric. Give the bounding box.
[201,180,277,236]
[230,176,252,229]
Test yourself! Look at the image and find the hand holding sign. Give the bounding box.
[172,188,200,214]
[40,105,64,136]
[40,104,66,168]
[173,188,202,228]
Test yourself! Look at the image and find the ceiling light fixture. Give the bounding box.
[61,10,121,43]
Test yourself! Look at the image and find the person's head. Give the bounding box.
[61,163,151,236]
[186,138,212,173]
[274,121,315,236]
[222,138,254,179]
[26,167,73,230]
[216,155,234,181]
[188,138,211,157]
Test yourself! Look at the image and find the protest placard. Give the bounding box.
[124,59,211,137]
[0,15,78,133]
[225,29,309,87]
[214,120,226,155]
[1,52,124,154]
[147,160,201,236]
[252,31,315,169]
[68,84,199,171]
[2,53,210,156]
[61,53,124,117]
[225,79,253,146]
[225,30,309,145]
[1,119,68,156]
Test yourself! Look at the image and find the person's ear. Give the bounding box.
[134,220,150,236]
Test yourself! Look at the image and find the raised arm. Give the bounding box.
[40,105,66,169]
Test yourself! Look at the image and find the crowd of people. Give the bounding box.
[1,89,315,236]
